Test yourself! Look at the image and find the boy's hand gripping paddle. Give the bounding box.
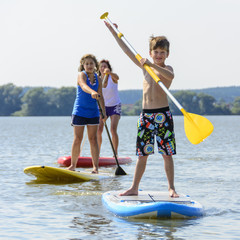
[100,12,214,144]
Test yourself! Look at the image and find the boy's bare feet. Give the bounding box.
[119,188,138,196]
[169,188,179,198]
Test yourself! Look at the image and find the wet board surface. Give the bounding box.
[24,165,113,183]
[57,156,132,167]
[102,190,204,219]
[110,191,192,203]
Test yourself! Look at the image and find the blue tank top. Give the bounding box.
[72,71,99,118]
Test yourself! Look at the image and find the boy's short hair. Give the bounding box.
[149,36,170,52]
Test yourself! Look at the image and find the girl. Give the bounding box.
[68,54,107,173]
[97,59,121,156]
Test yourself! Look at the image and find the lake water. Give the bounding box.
[0,115,240,240]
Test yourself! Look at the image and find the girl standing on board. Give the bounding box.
[67,54,107,173]
[97,59,121,156]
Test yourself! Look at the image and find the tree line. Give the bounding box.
[0,83,240,116]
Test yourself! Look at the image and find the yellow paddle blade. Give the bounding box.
[181,109,214,144]
[100,12,109,19]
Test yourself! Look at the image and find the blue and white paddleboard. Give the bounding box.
[102,190,204,219]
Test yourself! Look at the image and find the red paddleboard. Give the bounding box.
[57,156,132,168]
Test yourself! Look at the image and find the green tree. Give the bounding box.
[212,101,231,115]
[0,83,22,116]
[17,87,55,116]
[122,99,142,116]
[169,91,200,115]
[198,93,216,115]
[231,97,240,115]
[47,87,76,116]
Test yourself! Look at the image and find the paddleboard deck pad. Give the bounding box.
[102,190,204,219]
[57,156,132,167]
[24,166,112,183]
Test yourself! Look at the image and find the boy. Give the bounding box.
[105,22,178,197]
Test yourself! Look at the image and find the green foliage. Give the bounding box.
[169,91,200,115]
[0,84,238,116]
[231,97,240,115]
[46,87,76,116]
[119,86,240,105]
[13,86,76,116]
[119,90,142,104]
[123,90,234,116]
[0,83,22,116]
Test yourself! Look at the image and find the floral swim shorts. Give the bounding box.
[136,107,176,156]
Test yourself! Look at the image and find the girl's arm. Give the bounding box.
[103,73,119,86]
[102,68,119,86]
[109,72,119,83]
[105,22,142,69]
[78,72,99,99]
[110,73,119,83]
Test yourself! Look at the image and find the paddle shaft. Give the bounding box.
[101,13,184,113]
[100,12,214,145]
[97,101,121,168]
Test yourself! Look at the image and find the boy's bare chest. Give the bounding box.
[142,75,168,108]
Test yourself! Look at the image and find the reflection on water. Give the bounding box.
[70,214,201,240]
[71,215,113,239]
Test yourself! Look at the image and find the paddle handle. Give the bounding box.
[101,12,184,113]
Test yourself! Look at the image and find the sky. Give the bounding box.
[0,0,240,91]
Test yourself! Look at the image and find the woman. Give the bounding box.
[97,59,121,156]
[68,54,106,173]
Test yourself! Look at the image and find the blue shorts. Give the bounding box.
[71,115,99,126]
[105,103,121,117]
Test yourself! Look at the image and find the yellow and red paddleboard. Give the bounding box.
[24,165,112,183]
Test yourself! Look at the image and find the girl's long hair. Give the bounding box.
[98,59,112,76]
[78,54,99,72]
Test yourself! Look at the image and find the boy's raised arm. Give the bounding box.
[105,22,142,68]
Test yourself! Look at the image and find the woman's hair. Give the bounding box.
[78,54,99,72]
[149,35,170,52]
[98,59,112,76]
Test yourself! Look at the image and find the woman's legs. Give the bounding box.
[87,124,99,173]
[97,117,104,155]
[110,114,120,156]
[68,126,84,171]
